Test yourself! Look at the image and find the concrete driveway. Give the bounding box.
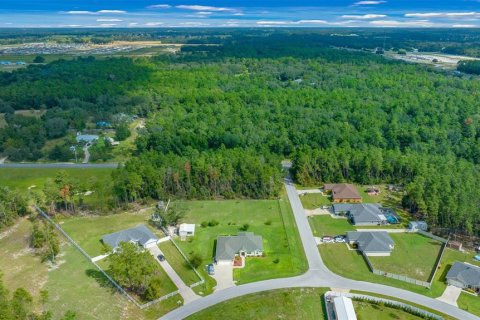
[437,285,462,307]
[148,245,199,304]
[211,264,235,291]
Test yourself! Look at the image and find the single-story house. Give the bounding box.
[76,133,99,144]
[333,203,387,226]
[215,232,263,265]
[324,183,362,203]
[409,221,428,232]
[102,225,158,252]
[347,231,395,256]
[333,296,357,320]
[178,223,195,238]
[446,262,480,290]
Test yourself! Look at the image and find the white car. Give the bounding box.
[322,236,334,243]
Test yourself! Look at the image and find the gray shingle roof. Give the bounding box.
[334,203,386,224]
[446,262,480,287]
[102,225,158,250]
[215,232,263,261]
[347,231,394,254]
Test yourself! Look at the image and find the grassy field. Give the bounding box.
[309,215,355,237]
[299,193,331,209]
[0,218,181,319]
[457,293,480,317]
[159,240,201,286]
[176,193,308,286]
[368,233,443,281]
[187,288,327,320]
[59,208,160,257]
[353,300,428,320]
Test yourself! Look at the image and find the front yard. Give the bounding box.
[299,193,331,209]
[368,233,443,282]
[309,215,355,237]
[175,193,307,286]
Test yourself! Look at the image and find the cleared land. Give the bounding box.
[368,233,443,282]
[309,215,355,236]
[299,193,331,209]
[0,218,181,319]
[175,194,308,286]
[353,300,429,320]
[158,240,201,286]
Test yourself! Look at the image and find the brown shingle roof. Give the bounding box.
[324,183,361,200]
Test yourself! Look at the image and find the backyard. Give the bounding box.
[175,193,308,286]
[368,233,443,282]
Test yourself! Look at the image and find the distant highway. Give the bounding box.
[0,163,119,169]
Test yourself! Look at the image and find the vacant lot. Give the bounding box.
[353,300,429,320]
[59,208,160,257]
[0,218,180,319]
[309,215,355,237]
[368,233,443,281]
[175,194,307,286]
[299,193,331,209]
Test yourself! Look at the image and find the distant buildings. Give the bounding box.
[76,133,99,144]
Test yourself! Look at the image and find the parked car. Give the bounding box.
[157,254,165,262]
[322,236,334,243]
[334,235,346,243]
[207,263,215,275]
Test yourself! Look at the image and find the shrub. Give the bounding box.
[239,223,250,231]
[190,253,203,269]
[208,219,219,227]
[264,220,272,226]
[273,258,280,264]
[201,221,208,228]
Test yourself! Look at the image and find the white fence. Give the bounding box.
[35,206,180,309]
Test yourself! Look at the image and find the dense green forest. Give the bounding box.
[0,31,479,235]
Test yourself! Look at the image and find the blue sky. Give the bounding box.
[1,0,480,28]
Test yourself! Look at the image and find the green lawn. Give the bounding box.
[368,233,443,282]
[457,293,480,317]
[159,240,201,286]
[299,193,332,209]
[187,288,328,320]
[309,215,355,237]
[175,193,308,286]
[59,208,161,257]
[353,300,427,320]
[0,218,181,319]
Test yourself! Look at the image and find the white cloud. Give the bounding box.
[297,20,328,24]
[99,23,117,27]
[96,19,123,22]
[147,4,172,9]
[256,20,327,26]
[452,24,477,28]
[353,1,386,5]
[232,13,245,16]
[179,22,209,26]
[405,12,480,19]
[176,5,236,12]
[128,22,139,26]
[342,14,387,19]
[64,10,126,15]
[145,22,164,26]
[370,19,433,27]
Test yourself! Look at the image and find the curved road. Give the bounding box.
[161,178,479,320]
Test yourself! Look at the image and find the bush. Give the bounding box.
[201,221,208,228]
[273,258,280,264]
[208,219,219,227]
[264,220,272,226]
[239,223,249,231]
[189,253,203,269]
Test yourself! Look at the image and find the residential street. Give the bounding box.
[160,178,480,320]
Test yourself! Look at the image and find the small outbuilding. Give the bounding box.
[333,296,357,320]
[408,221,428,232]
[178,223,195,239]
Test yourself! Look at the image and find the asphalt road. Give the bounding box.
[0,163,118,168]
[161,178,480,320]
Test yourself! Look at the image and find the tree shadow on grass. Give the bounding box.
[85,268,117,293]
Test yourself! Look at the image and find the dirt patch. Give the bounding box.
[0,223,19,240]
